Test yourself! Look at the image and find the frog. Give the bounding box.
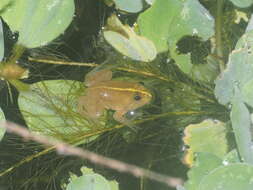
[77,69,152,123]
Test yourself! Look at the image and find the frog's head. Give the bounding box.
[128,83,152,110]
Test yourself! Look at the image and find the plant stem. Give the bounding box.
[215,0,225,71]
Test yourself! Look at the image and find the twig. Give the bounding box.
[0,121,183,188]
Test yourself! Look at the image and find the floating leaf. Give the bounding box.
[104,14,157,62]
[0,17,19,61]
[215,30,253,164]
[246,13,253,31]
[114,0,143,13]
[1,0,75,48]
[223,149,240,164]
[185,152,223,190]
[199,163,253,190]
[229,0,253,8]
[190,55,219,83]
[215,31,253,105]
[145,0,155,5]
[0,108,6,141]
[112,0,155,13]
[231,90,253,164]
[242,79,253,107]
[176,186,186,190]
[138,0,214,73]
[183,119,228,166]
[66,167,119,190]
[18,80,102,143]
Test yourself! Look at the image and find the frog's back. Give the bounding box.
[90,80,148,94]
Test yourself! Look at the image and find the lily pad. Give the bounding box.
[215,31,253,164]
[242,79,253,107]
[199,163,253,190]
[215,31,253,105]
[231,91,253,164]
[229,0,253,8]
[114,0,143,13]
[138,0,214,73]
[223,149,240,164]
[1,0,74,48]
[145,0,155,5]
[18,80,100,143]
[190,55,219,83]
[185,152,223,190]
[66,167,119,190]
[104,15,156,62]
[183,119,228,166]
[113,0,155,13]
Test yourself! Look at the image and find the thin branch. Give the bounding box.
[28,57,97,67]
[0,121,183,188]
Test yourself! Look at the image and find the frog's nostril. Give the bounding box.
[134,95,142,101]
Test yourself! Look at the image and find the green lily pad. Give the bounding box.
[104,15,157,62]
[18,80,99,143]
[145,0,155,5]
[114,0,143,13]
[190,55,219,83]
[231,91,253,164]
[199,163,253,190]
[113,0,155,13]
[223,149,240,164]
[215,31,253,164]
[138,0,214,73]
[0,108,6,141]
[215,31,253,105]
[183,119,228,166]
[66,167,119,190]
[1,0,74,48]
[242,79,253,107]
[185,152,223,190]
[229,0,253,8]
[176,186,186,190]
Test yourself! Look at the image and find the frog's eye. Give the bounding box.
[134,94,142,101]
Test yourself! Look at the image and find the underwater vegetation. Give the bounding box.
[0,0,253,190]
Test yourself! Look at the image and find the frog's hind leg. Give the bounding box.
[77,95,104,120]
[85,69,112,86]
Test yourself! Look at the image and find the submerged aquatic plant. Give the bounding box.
[1,0,253,190]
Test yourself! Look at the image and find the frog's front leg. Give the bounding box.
[113,110,128,123]
[113,110,138,132]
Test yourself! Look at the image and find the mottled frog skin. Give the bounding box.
[78,69,152,123]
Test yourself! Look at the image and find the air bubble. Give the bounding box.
[222,160,229,165]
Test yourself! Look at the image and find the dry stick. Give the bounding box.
[28,57,214,102]
[1,121,183,188]
[28,57,170,82]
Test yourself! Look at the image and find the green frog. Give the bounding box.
[78,69,152,123]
